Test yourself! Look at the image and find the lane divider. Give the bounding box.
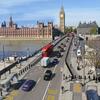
[42,65,58,100]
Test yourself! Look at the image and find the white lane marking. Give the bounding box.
[42,64,58,100]
[42,81,51,100]
[32,69,47,91]
[53,65,57,73]
[36,69,47,85]
[37,77,41,84]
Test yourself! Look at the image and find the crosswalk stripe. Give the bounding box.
[47,95,55,100]
[48,89,57,95]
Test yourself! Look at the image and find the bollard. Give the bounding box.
[9,70,11,74]
[88,75,91,80]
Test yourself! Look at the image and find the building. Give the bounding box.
[59,6,65,33]
[0,17,53,39]
[77,21,98,35]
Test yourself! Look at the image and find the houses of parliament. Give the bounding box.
[0,6,65,39]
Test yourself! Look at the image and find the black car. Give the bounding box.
[53,58,58,64]
[44,70,52,81]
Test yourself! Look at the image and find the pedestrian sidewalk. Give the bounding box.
[59,41,87,100]
[59,62,72,100]
[59,40,100,100]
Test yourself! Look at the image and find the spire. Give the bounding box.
[10,16,12,22]
[60,0,64,12]
[9,16,13,27]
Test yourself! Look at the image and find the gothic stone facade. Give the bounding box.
[0,17,53,39]
[77,21,98,35]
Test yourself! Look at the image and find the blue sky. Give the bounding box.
[0,0,100,27]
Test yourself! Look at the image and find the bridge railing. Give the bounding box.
[0,35,67,78]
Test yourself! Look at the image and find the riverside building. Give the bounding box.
[0,17,53,39]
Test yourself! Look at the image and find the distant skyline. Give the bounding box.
[0,0,100,27]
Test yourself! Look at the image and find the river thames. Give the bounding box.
[0,40,51,59]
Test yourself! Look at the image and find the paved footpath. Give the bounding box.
[59,41,87,100]
[59,62,72,100]
[59,40,100,100]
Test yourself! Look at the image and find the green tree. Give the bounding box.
[90,27,97,35]
[65,26,75,33]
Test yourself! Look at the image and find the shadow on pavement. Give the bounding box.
[12,79,27,90]
[51,73,56,80]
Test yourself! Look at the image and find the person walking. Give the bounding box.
[61,86,64,94]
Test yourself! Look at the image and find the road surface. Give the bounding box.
[5,37,72,100]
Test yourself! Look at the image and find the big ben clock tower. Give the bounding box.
[59,6,65,33]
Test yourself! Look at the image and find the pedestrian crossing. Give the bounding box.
[46,89,58,100]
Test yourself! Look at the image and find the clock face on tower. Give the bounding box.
[60,14,64,18]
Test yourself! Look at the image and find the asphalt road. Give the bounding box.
[13,37,72,100]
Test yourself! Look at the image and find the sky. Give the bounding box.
[0,0,100,27]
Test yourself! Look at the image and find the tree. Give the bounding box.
[85,46,100,69]
[65,26,76,33]
[90,27,97,35]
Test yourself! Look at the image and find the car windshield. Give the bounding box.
[24,80,32,85]
[46,70,51,74]
[45,73,50,75]
[23,84,28,87]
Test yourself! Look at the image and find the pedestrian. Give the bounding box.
[0,91,2,96]
[88,75,91,80]
[80,75,82,79]
[61,86,64,94]
[65,76,67,80]
[79,75,82,79]
[74,75,76,79]
[63,74,65,80]
[93,74,95,80]
[84,75,86,80]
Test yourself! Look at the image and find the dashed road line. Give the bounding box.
[42,65,58,100]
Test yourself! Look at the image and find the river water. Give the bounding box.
[0,40,51,59]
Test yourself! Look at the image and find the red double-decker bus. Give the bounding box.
[42,43,53,57]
